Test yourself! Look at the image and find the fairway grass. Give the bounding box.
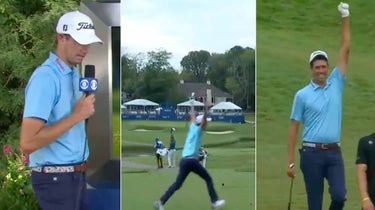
[122,169,254,210]
[122,119,255,209]
[122,120,254,156]
[257,1,375,209]
[122,147,255,210]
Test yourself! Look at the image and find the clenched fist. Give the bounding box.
[337,2,349,18]
[73,94,96,121]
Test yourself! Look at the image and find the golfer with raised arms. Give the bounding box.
[153,94,225,210]
[286,2,350,210]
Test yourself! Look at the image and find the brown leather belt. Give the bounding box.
[31,161,88,173]
[302,142,340,150]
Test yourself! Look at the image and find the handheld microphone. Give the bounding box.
[79,65,98,95]
[76,64,97,210]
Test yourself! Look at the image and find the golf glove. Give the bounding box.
[337,2,349,18]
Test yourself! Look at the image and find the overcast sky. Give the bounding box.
[121,0,256,69]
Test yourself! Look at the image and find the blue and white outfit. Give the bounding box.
[154,138,165,168]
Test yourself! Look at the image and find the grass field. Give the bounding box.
[122,120,254,155]
[122,119,255,209]
[257,1,375,209]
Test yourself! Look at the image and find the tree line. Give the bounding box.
[0,0,80,147]
[122,46,255,111]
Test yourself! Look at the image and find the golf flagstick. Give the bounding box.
[288,177,294,210]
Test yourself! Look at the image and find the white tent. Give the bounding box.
[121,104,126,114]
[123,99,159,106]
[209,102,242,115]
[123,99,159,114]
[210,102,242,110]
[177,99,204,107]
[176,100,204,115]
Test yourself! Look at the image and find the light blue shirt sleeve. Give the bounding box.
[328,67,345,92]
[23,69,58,122]
[290,91,304,122]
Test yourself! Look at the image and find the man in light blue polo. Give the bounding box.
[20,11,102,210]
[286,2,350,210]
[153,99,225,210]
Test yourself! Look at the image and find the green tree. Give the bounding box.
[180,50,211,82]
[207,53,229,91]
[122,53,144,99]
[131,50,182,103]
[225,76,241,99]
[179,69,194,82]
[226,46,255,111]
[0,0,79,145]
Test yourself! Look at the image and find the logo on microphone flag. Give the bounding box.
[79,78,98,92]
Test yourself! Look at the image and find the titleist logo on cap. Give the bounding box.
[76,22,95,30]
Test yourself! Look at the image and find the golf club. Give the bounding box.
[288,177,294,210]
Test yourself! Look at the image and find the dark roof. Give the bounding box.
[178,82,231,98]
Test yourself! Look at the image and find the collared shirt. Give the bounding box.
[182,123,202,158]
[23,51,88,167]
[290,67,345,143]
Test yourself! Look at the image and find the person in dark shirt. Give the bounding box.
[356,133,375,210]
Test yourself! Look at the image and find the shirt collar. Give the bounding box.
[48,51,77,75]
[310,79,331,90]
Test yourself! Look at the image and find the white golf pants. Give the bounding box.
[168,149,176,167]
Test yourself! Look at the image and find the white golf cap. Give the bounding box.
[309,50,328,63]
[196,115,212,124]
[56,11,102,45]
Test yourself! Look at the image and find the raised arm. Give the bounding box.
[200,97,208,129]
[336,2,350,75]
[189,94,196,124]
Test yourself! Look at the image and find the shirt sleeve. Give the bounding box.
[356,137,367,165]
[290,91,304,122]
[329,67,345,92]
[23,69,58,122]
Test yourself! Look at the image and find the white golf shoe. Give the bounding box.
[212,199,226,209]
[153,200,164,210]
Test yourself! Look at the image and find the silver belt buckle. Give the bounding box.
[321,144,328,149]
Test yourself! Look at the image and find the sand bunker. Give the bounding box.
[133,129,156,132]
[133,129,234,134]
[206,131,234,135]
